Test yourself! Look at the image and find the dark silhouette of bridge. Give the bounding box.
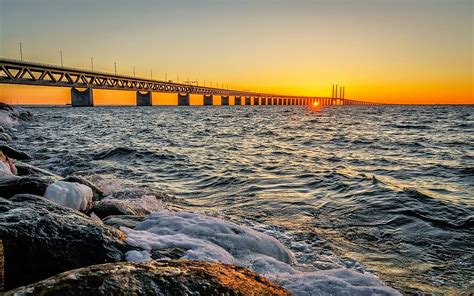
[0,58,377,107]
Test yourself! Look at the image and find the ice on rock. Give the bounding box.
[125,250,152,263]
[0,151,16,176]
[124,210,294,264]
[0,110,18,129]
[0,161,14,176]
[275,269,400,296]
[122,210,400,295]
[44,181,93,211]
[125,229,235,264]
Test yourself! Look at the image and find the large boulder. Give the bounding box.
[0,194,128,290]
[0,176,51,198]
[44,181,93,212]
[0,145,31,160]
[5,260,290,295]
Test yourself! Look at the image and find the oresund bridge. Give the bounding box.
[0,58,377,107]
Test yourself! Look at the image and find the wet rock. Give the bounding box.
[102,215,146,229]
[0,133,12,142]
[14,161,60,179]
[91,199,151,219]
[0,145,31,160]
[150,248,188,260]
[5,260,290,296]
[0,176,51,198]
[62,175,104,201]
[0,194,127,290]
[18,111,33,121]
[0,103,13,112]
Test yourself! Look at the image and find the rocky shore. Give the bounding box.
[0,103,291,295]
[0,103,400,295]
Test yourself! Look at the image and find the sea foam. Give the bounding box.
[122,210,400,295]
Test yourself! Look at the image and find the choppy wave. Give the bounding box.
[13,105,474,294]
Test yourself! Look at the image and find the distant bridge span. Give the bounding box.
[0,58,377,107]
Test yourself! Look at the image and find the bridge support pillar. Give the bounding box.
[178,93,190,106]
[245,97,251,105]
[203,95,213,106]
[234,96,241,105]
[136,91,152,106]
[221,96,229,105]
[71,87,94,107]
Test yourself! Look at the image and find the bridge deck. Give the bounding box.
[0,57,377,105]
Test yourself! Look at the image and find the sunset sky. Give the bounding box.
[0,0,472,104]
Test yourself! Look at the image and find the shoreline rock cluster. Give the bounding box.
[0,103,291,295]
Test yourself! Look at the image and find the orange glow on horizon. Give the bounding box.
[1,1,472,105]
[0,84,472,105]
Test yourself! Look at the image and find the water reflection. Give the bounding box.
[14,105,474,294]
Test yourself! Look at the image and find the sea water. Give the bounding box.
[13,105,474,294]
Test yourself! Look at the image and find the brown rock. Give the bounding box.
[5,260,291,296]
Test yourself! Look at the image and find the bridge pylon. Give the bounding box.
[221,96,229,105]
[136,91,152,106]
[71,87,94,107]
[178,93,190,106]
[203,94,213,106]
[234,96,242,105]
